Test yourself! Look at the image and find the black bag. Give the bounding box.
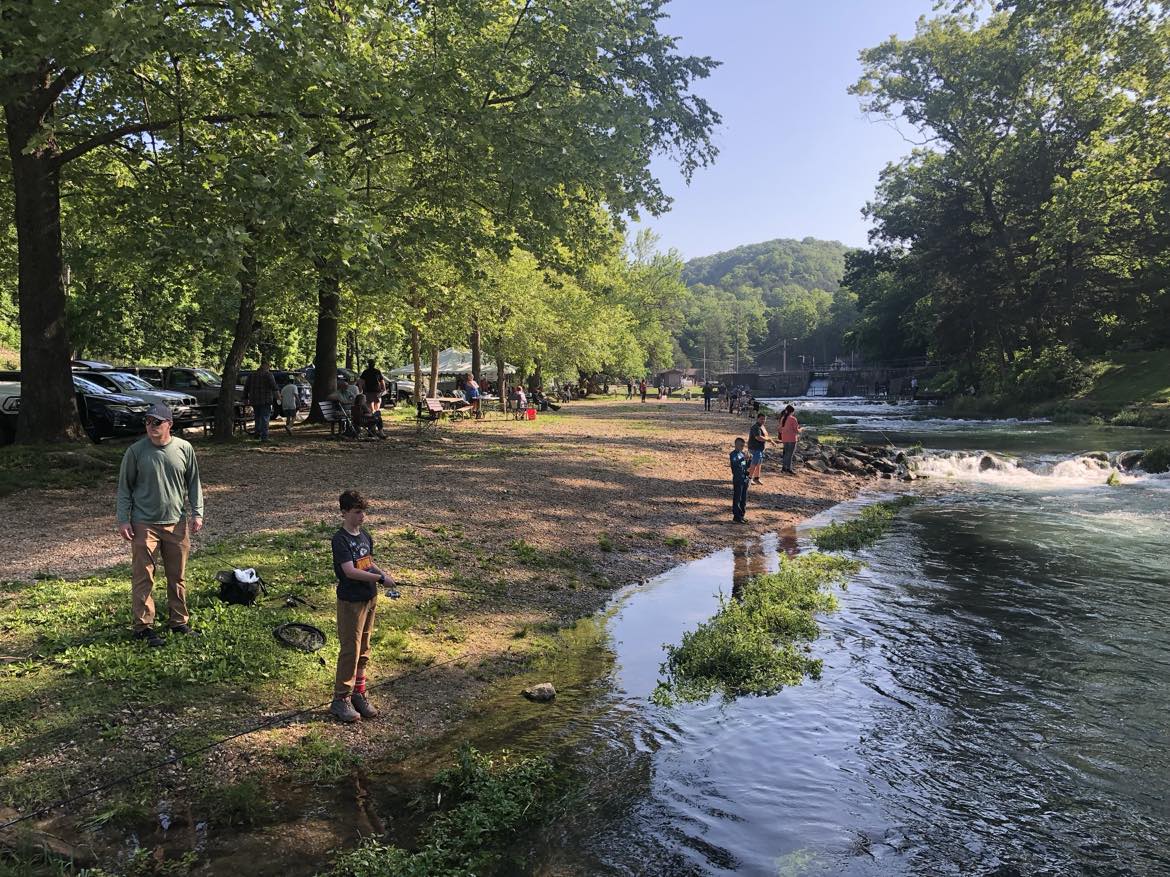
[216,569,269,606]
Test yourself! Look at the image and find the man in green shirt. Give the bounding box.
[116,402,205,646]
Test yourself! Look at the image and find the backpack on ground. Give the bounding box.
[216,568,269,606]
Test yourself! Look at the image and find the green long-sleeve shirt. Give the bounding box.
[115,436,203,525]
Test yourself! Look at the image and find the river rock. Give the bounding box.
[871,458,897,475]
[978,455,998,471]
[805,459,830,474]
[522,682,556,702]
[1116,450,1144,471]
[1085,451,1109,462]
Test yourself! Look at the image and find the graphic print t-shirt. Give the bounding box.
[331,528,377,602]
[748,422,767,452]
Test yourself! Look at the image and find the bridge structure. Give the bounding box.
[718,360,936,400]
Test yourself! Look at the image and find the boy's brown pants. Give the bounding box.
[131,522,190,631]
[335,595,378,697]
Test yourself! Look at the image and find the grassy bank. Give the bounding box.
[943,349,1170,429]
[811,496,917,552]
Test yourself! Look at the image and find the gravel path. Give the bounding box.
[0,398,859,584]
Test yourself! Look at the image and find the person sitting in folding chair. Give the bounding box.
[351,393,385,439]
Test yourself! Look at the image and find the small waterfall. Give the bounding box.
[910,450,1146,486]
[806,377,829,397]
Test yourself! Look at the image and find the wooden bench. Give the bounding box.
[318,400,356,439]
[416,397,446,432]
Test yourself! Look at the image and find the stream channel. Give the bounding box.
[388,400,1170,876]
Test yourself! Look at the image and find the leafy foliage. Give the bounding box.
[1142,444,1170,474]
[652,553,860,705]
[811,497,917,553]
[322,746,557,877]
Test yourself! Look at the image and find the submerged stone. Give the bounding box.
[523,682,557,702]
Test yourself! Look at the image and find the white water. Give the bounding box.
[908,449,1169,490]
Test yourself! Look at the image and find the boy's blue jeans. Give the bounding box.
[732,477,749,520]
[253,403,272,439]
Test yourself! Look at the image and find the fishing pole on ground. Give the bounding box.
[0,649,472,833]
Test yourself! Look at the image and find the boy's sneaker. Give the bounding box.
[134,628,166,647]
[351,692,378,719]
[169,623,202,637]
[330,697,361,723]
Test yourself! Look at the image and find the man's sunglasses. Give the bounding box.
[145,417,167,427]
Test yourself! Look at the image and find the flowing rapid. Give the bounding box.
[390,400,1170,875]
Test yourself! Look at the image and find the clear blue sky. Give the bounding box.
[640,0,937,260]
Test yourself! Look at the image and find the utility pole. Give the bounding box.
[782,338,788,373]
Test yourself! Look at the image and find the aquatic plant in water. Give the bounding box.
[321,745,558,877]
[652,553,860,706]
[811,496,917,552]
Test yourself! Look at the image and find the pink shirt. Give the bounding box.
[779,415,800,443]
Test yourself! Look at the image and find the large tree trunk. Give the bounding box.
[213,244,259,441]
[428,345,439,398]
[309,259,341,422]
[410,323,423,407]
[470,318,481,381]
[345,329,356,371]
[5,95,82,443]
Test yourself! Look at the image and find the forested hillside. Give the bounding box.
[676,237,858,374]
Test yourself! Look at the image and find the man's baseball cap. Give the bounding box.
[146,402,173,422]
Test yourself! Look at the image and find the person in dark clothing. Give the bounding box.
[747,412,771,484]
[351,393,385,439]
[702,381,714,412]
[329,489,394,723]
[243,358,279,442]
[359,360,386,412]
[730,437,750,523]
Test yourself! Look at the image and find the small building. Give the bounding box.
[655,368,685,389]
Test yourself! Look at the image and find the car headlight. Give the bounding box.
[128,404,150,412]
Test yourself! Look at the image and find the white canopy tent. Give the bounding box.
[389,348,516,381]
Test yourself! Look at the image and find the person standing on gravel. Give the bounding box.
[330,489,394,723]
[243,358,278,442]
[779,404,801,475]
[116,402,204,647]
[730,436,750,523]
[747,411,772,485]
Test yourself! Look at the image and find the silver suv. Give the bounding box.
[75,371,199,424]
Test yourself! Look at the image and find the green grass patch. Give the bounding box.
[811,497,917,552]
[275,729,361,783]
[321,745,559,877]
[652,553,860,706]
[0,444,125,498]
[596,533,615,552]
[793,409,835,427]
[1078,349,1170,408]
[664,535,688,549]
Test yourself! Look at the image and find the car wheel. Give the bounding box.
[86,425,103,444]
[0,421,14,446]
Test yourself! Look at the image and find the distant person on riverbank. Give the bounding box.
[730,437,750,523]
[640,379,647,403]
[330,489,393,723]
[116,403,204,646]
[703,381,713,412]
[910,377,919,400]
[779,404,800,475]
[747,412,772,484]
[626,379,633,399]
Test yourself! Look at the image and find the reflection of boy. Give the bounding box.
[330,489,394,723]
[730,437,750,523]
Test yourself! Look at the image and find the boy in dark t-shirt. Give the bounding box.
[329,489,395,723]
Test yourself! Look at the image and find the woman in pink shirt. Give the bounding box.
[779,404,800,475]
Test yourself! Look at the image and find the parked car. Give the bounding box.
[0,375,151,444]
[237,369,312,414]
[0,381,19,444]
[112,366,249,420]
[71,375,152,442]
[75,371,199,424]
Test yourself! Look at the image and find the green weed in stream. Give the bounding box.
[811,496,918,552]
[652,553,860,706]
[321,745,558,877]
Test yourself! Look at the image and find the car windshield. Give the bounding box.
[110,373,153,391]
[193,369,221,386]
[73,376,109,394]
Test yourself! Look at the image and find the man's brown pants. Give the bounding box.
[335,595,378,697]
[131,522,190,632]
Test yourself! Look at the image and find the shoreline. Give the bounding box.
[0,397,865,871]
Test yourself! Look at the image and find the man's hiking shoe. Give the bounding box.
[351,692,378,719]
[330,697,361,723]
[135,628,166,647]
[752,477,763,485]
[169,623,201,637]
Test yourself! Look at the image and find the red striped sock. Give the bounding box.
[354,675,367,694]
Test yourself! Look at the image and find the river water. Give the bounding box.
[448,400,1170,876]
